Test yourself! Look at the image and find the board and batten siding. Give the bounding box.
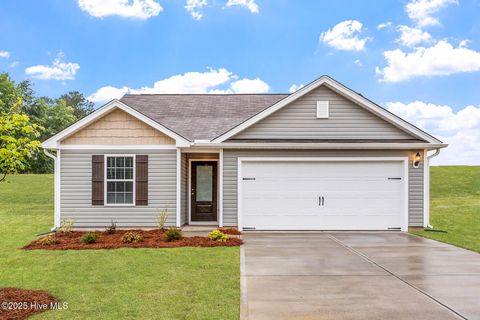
[223,149,424,227]
[231,86,416,140]
[60,149,177,228]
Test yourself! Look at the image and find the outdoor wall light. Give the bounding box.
[413,152,421,169]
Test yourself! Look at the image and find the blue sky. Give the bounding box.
[1,0,480,164]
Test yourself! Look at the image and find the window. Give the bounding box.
[106,156,135,205]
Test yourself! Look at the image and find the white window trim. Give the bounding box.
[237,156,409,232]
[104,154,136,207]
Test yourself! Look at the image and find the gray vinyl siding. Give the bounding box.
[60,149,177,228]
[180,153,188,225]
[223,149,424,227]
[232,86,415,140]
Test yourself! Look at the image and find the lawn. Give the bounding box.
[413,166,480,253]
[0,175,240,319]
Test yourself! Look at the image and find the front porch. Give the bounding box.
[179,151,223,228]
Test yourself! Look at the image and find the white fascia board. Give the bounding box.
[42,99,190,149]
[211,76,443,144]
[192,142,448,150]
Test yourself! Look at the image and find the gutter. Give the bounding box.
[44,149,59,231]
[191,142,448,150]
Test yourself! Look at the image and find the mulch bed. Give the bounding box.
[0,288,58,320]
[218,228,241,235]
[22,229,243,250]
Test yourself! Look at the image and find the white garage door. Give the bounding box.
[240,159,407,231]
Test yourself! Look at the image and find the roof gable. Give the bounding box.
[42,100,190,149]
[230,85,417,141]
[212,76,443,144]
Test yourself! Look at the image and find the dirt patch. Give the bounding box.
[22,229,243,250]
[218,228,241,235]
[0,288,58,320]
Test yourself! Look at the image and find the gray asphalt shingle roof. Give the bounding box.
[120,94,289,141]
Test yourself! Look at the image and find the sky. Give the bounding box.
[1,0,480,165]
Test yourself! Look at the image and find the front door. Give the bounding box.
[191,161,217,222]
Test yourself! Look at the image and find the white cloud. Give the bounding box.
[230,78,269,93]
[9,61,19,68]
[354,59,362,67]
[288,84,304,93]
[405,0,458,27]
[185,0,207,20]
[77,0,162,19]
[396,25,432,47]
[387,101,480,165]
[0,51,10,58]
[226,0,259,13]
[320,20,370,51]
[376,40,480,82]
[377,21,392,30]
[88,86,130,103]
[88,68,270,103]
[25,53,80,80]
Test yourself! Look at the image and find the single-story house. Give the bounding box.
[42,75,447,231]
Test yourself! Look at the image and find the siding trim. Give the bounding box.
[176,148,181,227]
[237,156,409,232]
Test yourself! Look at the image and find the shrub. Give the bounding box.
[105,220,117,234]
[80,233,97,244]
[209,230,228,242]
[59,217,76,233]
[122,232,142,244]
[38,234,58,246]
[155,208,168,230]
[164,228,183,242]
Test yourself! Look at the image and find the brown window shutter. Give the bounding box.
[92,155,104,205]
[136,155,148,206]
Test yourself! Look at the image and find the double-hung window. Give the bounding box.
[106,155,135,205]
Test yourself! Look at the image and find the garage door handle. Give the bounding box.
[319,196,325,206]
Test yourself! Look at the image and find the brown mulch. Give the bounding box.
[0,288,58,320]
[22,229,243,250]
[218,228,241,235]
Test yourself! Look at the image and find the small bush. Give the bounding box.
[155,208,168,230]
[164,228,183,242]
[80,233,98,244]
[122,232,142,244]
[105,220,117,234]
[38,234,58,246]
[209,230,228,242]
[59,217,76,233]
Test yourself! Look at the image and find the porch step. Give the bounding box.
[181,225,219,232]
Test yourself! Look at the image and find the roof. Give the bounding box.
[120,94,288,141]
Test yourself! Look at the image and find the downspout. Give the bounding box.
[44,149,60,231]
[425,149,441,229]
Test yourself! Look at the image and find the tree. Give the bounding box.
[57,91,94,119]
[0,103,43,182]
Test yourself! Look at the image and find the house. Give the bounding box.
[42,76,447,231]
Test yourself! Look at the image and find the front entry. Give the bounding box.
[191,161,218,222]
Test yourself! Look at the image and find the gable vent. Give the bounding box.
[316,101,329,119]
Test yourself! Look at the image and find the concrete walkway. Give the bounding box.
[241,232,480,320]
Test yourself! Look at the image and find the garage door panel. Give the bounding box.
[241,160,405,230]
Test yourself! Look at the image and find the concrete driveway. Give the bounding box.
[241,232,480,320]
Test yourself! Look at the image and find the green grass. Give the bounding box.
[0,175,239,319]
[413,166,480,253]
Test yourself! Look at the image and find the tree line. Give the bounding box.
[0,72,94,179]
